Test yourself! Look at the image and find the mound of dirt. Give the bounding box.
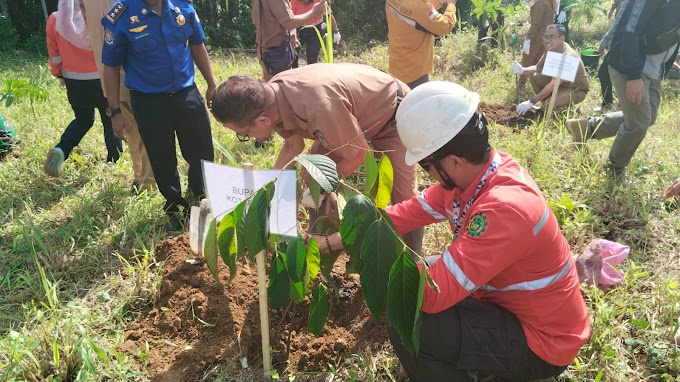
[119,234,388,382]
[479,102,541,129]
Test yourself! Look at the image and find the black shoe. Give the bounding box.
[167,210,188,233]
[604,164,626,182]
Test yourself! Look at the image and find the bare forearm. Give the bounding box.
[190,44,216,88]
[282,11,319,30]
[274,136,306,170]
[103,65,121,107]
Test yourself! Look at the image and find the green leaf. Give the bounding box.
[363,152,379,198]
[305,237,321,294]
[339,195,379,268]
[204,218,219,282]
[387,251,421,354]
[308,283,330,335]
[319,249,342,280]
[234,201,247,259]
[308,178,322,209]
[217,212,238,281]
[375,155,394,209]
[286,234,307,283]
[268,252,291,309]
[243,183,275,260]
[412,266,427,356]
[295,154,339,193]
[359,220,400,317]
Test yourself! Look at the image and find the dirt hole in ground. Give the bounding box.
[119,234,389,382]
[479,102,542,129]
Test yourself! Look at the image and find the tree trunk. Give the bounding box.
[208,0,216,26]
[0,0,10,19]
[228,0,238,19]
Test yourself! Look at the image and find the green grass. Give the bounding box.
[1,12,679,381]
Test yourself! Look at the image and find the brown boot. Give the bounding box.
[565,118,591,144]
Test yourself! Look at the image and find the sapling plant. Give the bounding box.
[202,153,436,355]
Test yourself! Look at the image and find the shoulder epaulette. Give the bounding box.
[105,2,126,24]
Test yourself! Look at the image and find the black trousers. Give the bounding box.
[388,297,567,382]
[598,55,614,107]
[130,84,214,215]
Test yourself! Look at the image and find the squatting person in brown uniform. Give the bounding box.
[210,63,424,255]
[513,24,589,115]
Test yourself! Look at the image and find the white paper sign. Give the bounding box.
[202,161,297,236]
[541,51,580,83]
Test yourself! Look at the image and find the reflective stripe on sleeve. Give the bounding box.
[417,193,447,221]
[62,71,100,80]
[532,205,550,236]
[50,56,62,64]
[442,249,478,292]
[479,259,573,292]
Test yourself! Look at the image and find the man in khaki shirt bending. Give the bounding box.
[210,63,423,254]
[252,0,326,81]
[513,24,589,115]
[78,0,155,192]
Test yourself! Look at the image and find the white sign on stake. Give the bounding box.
[541,51,580,83]
[202,161,297,236]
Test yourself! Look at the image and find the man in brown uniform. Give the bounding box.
[252,0,326,81]
[79,0,155,192]
[514,24,589,115]
[520,0,557,85]
[210,63,423,254]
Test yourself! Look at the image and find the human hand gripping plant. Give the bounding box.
[310,0,335,63]
[202,152,437,356]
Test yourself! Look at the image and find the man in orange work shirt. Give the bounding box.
[385,0,457,89]
[319,81,590,380]
[210,63,424,254]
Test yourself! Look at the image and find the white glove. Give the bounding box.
[512,62,524,75]
[557,10,567,23]
[516,100,534,116]
[522,39,530,55]
[301,188,326,208]
[333,31,341,44]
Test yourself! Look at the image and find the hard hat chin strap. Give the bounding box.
[431,158,457,190]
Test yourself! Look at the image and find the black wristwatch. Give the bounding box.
[106,106,122,117]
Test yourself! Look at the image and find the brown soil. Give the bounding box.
[120,234,388,382]
[479,102,541,129]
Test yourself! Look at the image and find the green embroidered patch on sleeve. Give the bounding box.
[466,213,488,237]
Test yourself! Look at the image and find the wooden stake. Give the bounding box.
[243,163,272,378]
[543,76,562,127]
[543,53,568,127]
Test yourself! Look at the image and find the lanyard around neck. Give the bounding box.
[451,152,501,239]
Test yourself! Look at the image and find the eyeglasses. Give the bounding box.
[543,34,560,41]
[236,115,258,142]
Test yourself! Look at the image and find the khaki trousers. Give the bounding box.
[530,74,587,108]
[121,101,155,191]
[589,66,662,169]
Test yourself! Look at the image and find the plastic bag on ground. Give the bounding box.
[575,239,630,291]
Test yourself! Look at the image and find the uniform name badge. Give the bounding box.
[176,14,186,26]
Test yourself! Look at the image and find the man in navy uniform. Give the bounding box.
[101,0,216,230]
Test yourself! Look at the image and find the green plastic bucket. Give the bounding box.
[580,48,600,72]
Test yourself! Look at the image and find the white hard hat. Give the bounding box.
[396,81,480,166]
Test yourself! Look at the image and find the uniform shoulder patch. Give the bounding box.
[466,213,488,237]
[106,2,126,24]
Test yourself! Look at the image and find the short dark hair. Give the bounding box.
[546,24,567,37]
[433,112,491,165]
[211,76,269,127]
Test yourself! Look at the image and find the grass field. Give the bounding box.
[1,11,679,382]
